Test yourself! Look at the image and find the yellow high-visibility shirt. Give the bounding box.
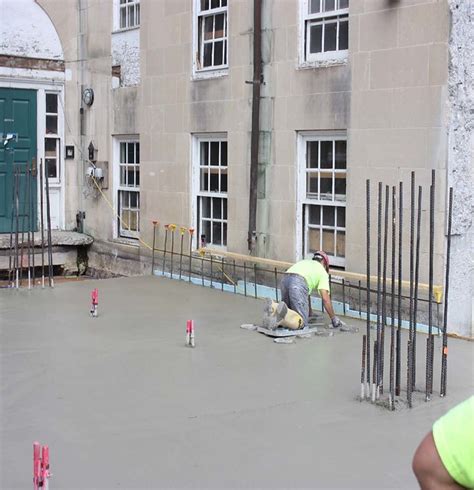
[433,396,474,488]
[286,260,330,295]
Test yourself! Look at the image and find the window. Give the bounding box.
[119,0,140,29]
[194,136,228,247]
[194,0,228,74]
[44,93,60,182]
[299,133,346,267]
[301,0,349,64]
[117,140,140,239]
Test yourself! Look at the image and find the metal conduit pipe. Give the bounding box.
[248,0,262,253]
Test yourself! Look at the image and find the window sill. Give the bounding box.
[192,68,229,81]
[200,245,228,255]
[297,57,348,70]
[110,237,140,248]
[112,26,140,35]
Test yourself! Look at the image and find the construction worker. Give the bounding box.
[412,395,474,489]
[264,251,344,330]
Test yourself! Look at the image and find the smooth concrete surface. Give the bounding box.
[1,276,473,489]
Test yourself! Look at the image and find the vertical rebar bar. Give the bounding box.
[366,179,371,396]
[381,185,389,394]
[440,187,453,397]
[39,160,45,289]
[390,186,396,408]
[44,162,54,287]
[372,340,377,403]
[201,252,205,286]
[7,167,16,286]
[170,225,175,279]
[427,170,435,398]
[210,254,213,288]
[179,227,185,280]
[361,334,367,401]
[19,168,28,285]
[409,171,415,373]
[13,167,20,288]
[26,167,31,289]
[396,181,403,396]
[243,262,247,296]
[188,229,194,283]
[30,162,35,286]
[436,302,441,337]
[233,260,237,294]
[425,334,431,402]
[274,267,279,302]
[429,334,435,398]
[407,340,413,408]
[151,221,157,276]
[254,263,258,299]
[376,182,382,397]
[358,280,362,318]
[413,186,423,389]
[162,225,168,276]
[342,279,346,315]
[221,257,225,291]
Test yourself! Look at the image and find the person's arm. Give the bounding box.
[308,295,313,317]
[320,289,345,328]
[320,289,335,319]
[412,431,464,489]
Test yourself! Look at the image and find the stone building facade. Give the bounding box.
[0,0,472,335]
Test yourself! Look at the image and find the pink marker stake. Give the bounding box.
[187,320,195,347]
[41,445,50,490]
[33,442,41,490]
[190,321,195,347]
[91,288,98,317]
[186,320,192,346]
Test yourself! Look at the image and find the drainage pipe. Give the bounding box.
[248,0,262,252]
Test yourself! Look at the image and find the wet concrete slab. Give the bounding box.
[1,276,473,489]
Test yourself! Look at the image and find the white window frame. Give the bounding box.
[192,0,229,80]
[298,0,349,67]
[113,0,140,32]
[296,131,347,267]
[113,136,140,240]
[44,92,61,184]
[191,133,228,250]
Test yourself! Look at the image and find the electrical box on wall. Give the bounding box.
[95,161,109,189]
[65,145,75,159]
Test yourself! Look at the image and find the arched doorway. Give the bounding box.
[0,0,65,232]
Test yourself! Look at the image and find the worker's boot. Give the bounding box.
[277,303,304,330]
[262,298,279,329]
[262,299,304,330]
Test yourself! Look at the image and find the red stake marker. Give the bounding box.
[186,320,195,347]
[33,442,41,490]
[91,288,99,317]
[41,445,50,490]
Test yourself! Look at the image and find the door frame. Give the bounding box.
[0,74,66,230]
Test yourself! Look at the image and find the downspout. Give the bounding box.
[248,0,262,252]
[77,0,86,231]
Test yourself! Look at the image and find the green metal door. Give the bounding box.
[0,88,37,233]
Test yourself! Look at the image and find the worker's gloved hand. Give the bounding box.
[331,316,344,329]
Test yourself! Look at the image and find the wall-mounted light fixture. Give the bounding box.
[82,88,94,107]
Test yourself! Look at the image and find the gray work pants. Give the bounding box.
[280,273,309,327]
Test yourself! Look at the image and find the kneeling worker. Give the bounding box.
[265,251,344,330]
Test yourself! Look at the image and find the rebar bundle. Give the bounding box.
[6,160,54,289]
[361,173,454,410]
